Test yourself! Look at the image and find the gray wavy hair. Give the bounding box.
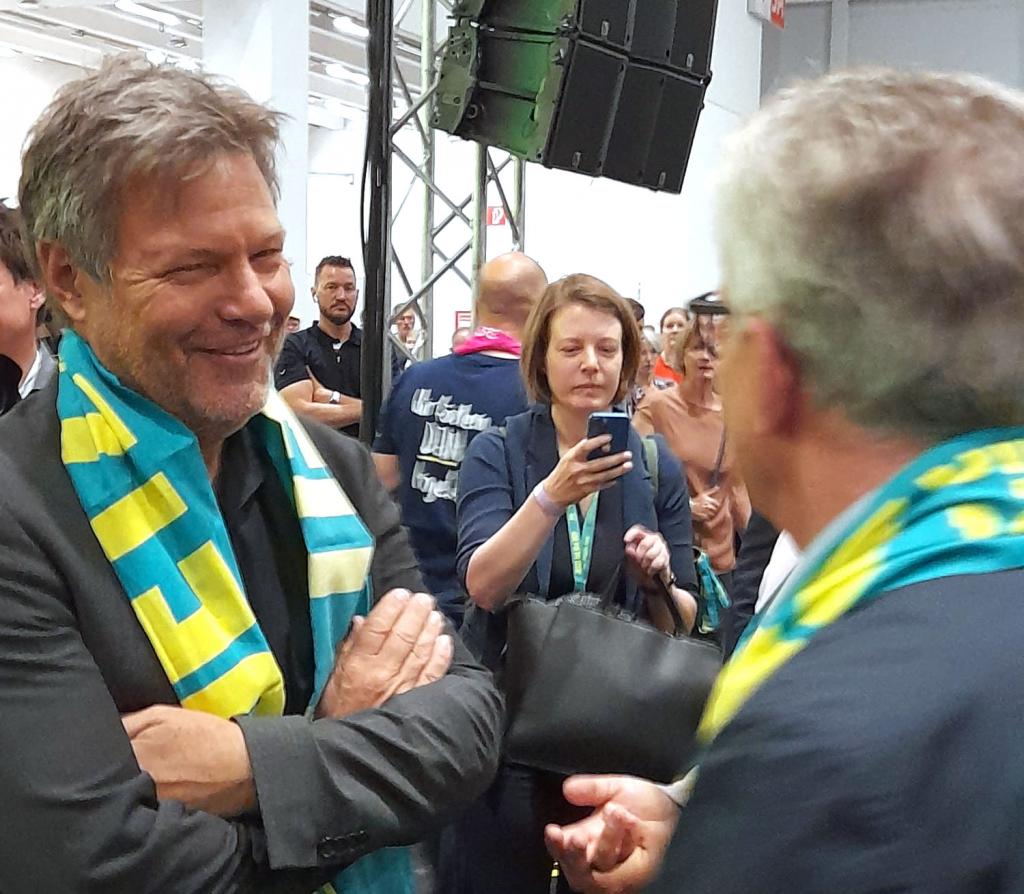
[19,54,283,297]
[716,68,1024,441]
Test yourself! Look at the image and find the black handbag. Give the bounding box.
[500,574,723,783]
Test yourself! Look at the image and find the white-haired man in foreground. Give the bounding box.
[547,68,1024,893]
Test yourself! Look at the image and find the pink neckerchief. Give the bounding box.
[453,326,522,357]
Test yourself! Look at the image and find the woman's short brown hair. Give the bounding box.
[520,273,641,405]
[672,319,718,373]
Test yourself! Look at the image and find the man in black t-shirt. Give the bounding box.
[275,255,364,438]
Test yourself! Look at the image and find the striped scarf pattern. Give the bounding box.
[699,427,1024,744]
[57,330,411,894]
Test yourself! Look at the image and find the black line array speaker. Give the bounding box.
[435,0,719,194]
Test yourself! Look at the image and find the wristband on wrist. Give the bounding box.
[531,481,564,518]
[329,390,341,405]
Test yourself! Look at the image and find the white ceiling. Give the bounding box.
[0,1,432,116]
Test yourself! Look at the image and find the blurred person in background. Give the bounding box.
[653,306,687,384]
[395,307,416,345]
[721,509,780,656]
[628,329,661,416]
[450,274,700,892]
[546,68,1024,894]
[688,292,729,346]
[634,321,750,592]
[0,201,53,414]
[625,297,645,328]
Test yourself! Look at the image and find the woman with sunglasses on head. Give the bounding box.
[445,275,700,893]
[634,320,751,594]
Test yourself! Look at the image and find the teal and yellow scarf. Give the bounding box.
[700,427,1024,744]
[57,330,412,894]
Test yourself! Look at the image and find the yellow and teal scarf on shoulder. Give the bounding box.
[699,427,1024,745]
[57,330,412,894]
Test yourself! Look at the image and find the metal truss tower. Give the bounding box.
[362,0,527,442]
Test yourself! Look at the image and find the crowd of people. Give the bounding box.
[2,51,1024,894]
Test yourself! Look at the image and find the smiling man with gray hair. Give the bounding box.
[0,54,501,893]
[545,68,1024,894]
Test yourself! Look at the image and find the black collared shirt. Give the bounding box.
[215,427,314,714]
[275,324,363,438]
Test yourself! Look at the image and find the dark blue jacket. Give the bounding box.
[456,404,697,665]
[651,567,1024,894]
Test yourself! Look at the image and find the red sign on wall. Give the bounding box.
[486,206,507,226]
[748,0,784,28]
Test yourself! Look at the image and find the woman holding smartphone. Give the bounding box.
[447,275,699,893]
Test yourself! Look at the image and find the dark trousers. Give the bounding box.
[438,764,588,894]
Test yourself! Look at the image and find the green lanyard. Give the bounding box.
[565,493,600,592]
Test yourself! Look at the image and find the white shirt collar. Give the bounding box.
[17,345,43,399]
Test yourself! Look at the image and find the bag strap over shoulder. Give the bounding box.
[642,435,659,500]
[710,427,728,488]
[495,415,530,508]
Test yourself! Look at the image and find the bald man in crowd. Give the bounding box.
[373,252,547,625]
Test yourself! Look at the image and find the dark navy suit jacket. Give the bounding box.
[650,568,1024,893]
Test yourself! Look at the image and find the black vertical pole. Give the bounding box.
[361,0,394,445]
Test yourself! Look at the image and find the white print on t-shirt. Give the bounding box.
[410,389,493,431]
[410,388,493,503]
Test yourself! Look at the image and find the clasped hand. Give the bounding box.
[123,589,453,817]
[315,588,453,718]
[623,524,671,592]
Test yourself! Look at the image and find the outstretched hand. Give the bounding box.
[544,775,680,894]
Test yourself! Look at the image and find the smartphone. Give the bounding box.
[586,411,630,461]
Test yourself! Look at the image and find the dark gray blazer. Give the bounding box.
[0,382,503,893]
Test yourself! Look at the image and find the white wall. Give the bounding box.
[304,123,365,325]
[0,54,81,202]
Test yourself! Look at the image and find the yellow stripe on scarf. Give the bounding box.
[698,498,904,743]
[72,373,137,448]
[309,547,376,599]
[91,473,187,560]
[61,413,128,462]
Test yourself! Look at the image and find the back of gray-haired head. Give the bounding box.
[19,53,283,288]
[716,68,1024,441]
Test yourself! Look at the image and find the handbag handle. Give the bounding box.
[647,573,689,637]
[598,563,688,638]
